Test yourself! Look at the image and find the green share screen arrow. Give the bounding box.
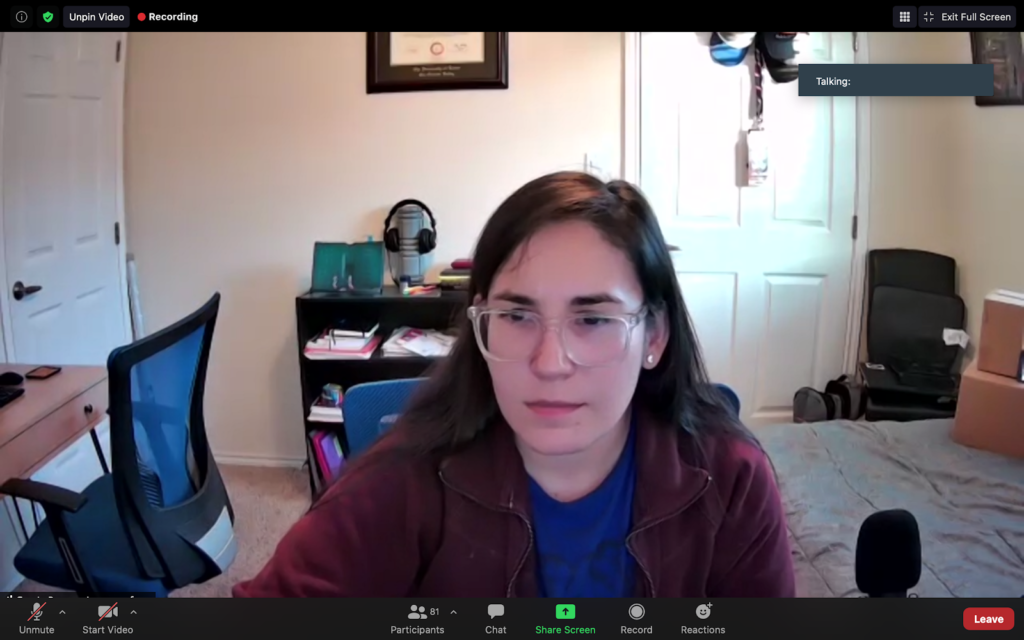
[555,604,575,619]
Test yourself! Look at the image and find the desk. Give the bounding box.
[0,365,108,483]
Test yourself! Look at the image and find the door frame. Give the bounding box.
[0,32,133,363]
[621,31,872,378]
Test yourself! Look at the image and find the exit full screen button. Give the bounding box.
[918,6,1016,28]
[63,7,130,28]
[963,608,1014,630]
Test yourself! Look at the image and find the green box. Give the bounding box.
[555,604,575,619]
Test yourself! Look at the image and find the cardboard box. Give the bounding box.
[977,290,1024,381]
[952,363,1024,459]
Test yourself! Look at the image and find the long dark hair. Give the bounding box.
[360,171,753,469]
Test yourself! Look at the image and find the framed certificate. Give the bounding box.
[366,32,509,94]
[970,32,1024,106]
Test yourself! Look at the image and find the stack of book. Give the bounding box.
[307,429,346,487]
[304,319,381,360]
[382,326,457,357]
[439,258,471,291]
[308,383,343,423]
[308,400,343,422]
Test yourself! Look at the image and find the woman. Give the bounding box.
[234,171,795,598]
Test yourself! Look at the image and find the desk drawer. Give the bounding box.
[0,380,108,481]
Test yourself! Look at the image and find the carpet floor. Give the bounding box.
[14,465,310,597]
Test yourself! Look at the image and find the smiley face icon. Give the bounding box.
[695,603,711,620]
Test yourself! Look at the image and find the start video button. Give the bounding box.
[963,608,1014,630]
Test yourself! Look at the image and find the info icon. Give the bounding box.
[893,6,917,28]
[10,5,33,28]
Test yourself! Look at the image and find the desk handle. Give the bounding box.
[84,404,94,415]
[12,281,42,301]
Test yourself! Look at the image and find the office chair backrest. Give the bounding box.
[343,378,426,457]
[344,379,741,459]
[867,285,965,370]
[868,249,957,299]
[712,383,741,417]
[106,293,236,589]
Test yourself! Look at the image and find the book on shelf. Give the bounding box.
[327,318,379,338]
[381,326,456,357]
[306,328,375,351]
[309,430,346,484]
[308,399,343,422]
[438,268,470,291]
[304,334,381,360]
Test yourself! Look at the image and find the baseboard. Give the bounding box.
[215,453,306,469]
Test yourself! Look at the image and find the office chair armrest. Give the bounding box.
[0,477,100,595]
[0,478,88,512]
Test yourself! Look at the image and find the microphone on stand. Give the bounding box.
[855,509,922,597]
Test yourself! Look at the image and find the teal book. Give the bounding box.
[311,241,385,293]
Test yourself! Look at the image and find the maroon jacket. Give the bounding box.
[233,413,795,597]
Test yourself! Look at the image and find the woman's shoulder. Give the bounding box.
[696,428,772,477]
[689,427,781,518]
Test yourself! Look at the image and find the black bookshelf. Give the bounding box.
[295,286,467,494]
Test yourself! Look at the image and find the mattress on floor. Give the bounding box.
[758,418,1024,597]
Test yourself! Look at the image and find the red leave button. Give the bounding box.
[964,608,1014,630]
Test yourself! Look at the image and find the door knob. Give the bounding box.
[12,281,42,301]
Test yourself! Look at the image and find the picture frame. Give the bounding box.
[366,32,509,94]
[970,32,1024,106]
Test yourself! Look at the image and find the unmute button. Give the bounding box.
[917,6,1016,28]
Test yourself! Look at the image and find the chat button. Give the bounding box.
[485,604,507,635]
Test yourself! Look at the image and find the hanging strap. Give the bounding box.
[753,45,765,128]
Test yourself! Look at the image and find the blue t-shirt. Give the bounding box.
[527,421,637,598]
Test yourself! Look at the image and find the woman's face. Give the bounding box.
[481,221,668,456]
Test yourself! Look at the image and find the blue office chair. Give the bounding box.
[343,377,425,457]
[341,379,742,458]
[713,383,741,417]
[0,293,235,596]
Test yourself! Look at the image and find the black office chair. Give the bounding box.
[858,250,965,421]
[0,293,235,596]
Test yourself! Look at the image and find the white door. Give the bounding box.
[1,31,128,366]
[638,33,857,425]
[0,32,126,591]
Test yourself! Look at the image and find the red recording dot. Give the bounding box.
[137,13,146,21]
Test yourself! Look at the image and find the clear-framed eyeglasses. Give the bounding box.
[467,305,647,367]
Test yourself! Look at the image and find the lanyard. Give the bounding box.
[753,45,764,128]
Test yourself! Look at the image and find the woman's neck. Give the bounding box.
[518,410,632,503]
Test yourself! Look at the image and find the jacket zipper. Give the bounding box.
[626,474,712,596]
[439,471,534,597]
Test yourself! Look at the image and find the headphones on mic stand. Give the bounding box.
[383,199,437,254]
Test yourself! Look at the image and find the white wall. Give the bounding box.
[867,32,961,258]
[868,32,1024,348]
[123,32,1003,463]
[123,32,623,464]
[944,39,1024,345]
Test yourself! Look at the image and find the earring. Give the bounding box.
[646,354,654,366]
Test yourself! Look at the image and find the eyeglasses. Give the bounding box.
[467,305,647,367]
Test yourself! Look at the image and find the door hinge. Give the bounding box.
[116,40,121,63]
[114,222,121,245]
[851,215,859,240]
[852,32,859,53]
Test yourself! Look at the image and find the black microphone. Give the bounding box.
[855,509,922,597]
